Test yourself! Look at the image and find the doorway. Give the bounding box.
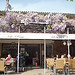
[25,44,40,66]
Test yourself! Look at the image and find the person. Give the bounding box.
[4,54,13,65]
[49,54,54,58]
[55,55,59,60]
[15,53,25,72]
[68,54,72,60]
[64,54,66,58]
[51,55,54,58]
[0,56,3,61]
[61,55,64,58]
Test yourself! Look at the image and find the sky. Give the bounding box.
[0,0,75,14]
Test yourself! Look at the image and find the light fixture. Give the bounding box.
[63,40,72,46]
[63,41,66,45]
[67,40,72,45]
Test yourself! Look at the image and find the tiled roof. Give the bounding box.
[0,10,75,17]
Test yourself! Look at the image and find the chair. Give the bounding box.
[71,59,75,69]
[46,58,54,75]
[60,58,67,61]
[73,57,75,59]
[58,58,67,65]
[66,59,75,74]
[22,74,36,75]
[54,59,65,75]
[0,61,6,75]
[1,58,5,61]
[46,58,54,68]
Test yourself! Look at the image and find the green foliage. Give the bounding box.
[66,0,73,1]
[47,25,51,28]
[71,0,73,1]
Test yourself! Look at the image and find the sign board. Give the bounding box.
[0,33,75,40]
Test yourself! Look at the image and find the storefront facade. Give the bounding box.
[0,37,53,66]
[0,11,75,72]
[0,33,75,66]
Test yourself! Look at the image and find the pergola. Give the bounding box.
[0,11,75,74]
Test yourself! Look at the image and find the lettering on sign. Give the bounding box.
[51,34,68,39]
[14,35,19,38]
[8,35,13,38]
[57,34,68,38]
[8,35,19,38]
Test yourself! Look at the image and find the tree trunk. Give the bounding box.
[5,0,9,11]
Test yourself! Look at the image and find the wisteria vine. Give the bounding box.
[0,12,75,33]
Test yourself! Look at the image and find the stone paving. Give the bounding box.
[5,67,75,75]
[7,69,52,75]
[7,67,53,75]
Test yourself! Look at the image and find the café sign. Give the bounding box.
[0,33,74,40]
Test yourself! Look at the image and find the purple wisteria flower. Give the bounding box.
[0,12,75,33]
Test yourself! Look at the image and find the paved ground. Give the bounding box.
[4,67,75,75]
[7,69,51,75]
[7,67,53,75]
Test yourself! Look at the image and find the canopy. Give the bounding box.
[0,33,75,40]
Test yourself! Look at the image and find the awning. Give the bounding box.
[0,33,75,40]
